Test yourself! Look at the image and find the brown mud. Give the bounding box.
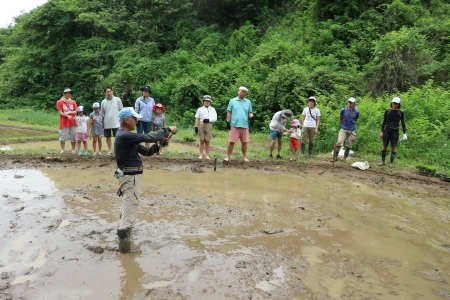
[0,152,449,300]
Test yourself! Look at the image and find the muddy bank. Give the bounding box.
[0,155,449,299]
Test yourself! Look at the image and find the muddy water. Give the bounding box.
[0,139,198,155]
[0,167,449,299]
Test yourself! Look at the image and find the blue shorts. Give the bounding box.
[269,129,283,140]
[137,121,151,134]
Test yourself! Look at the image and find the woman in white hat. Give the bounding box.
[378,97,407,167]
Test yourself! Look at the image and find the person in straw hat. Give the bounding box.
[268,109,294,159]
[194,95,217,160]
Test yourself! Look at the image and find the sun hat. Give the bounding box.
[141,85,151,92]
[118,107,143,119]
[391,97,401,104]
[153,103,165,113]
[92,102,100,108]
[280,109,294,119]
[203,95,213,102]
[292,119,300,127]
[63,88,72,93]
[348,97,356,103]
[77,106,85,112]
[306,96,317,105]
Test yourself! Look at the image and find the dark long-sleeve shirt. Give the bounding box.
[114,127,170,169]
[381,109,407,133]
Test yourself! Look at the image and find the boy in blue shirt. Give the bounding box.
[332,97,359,161]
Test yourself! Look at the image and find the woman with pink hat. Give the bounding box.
[289,119,302,161]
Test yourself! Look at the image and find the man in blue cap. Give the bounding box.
[114,107,177,253]
[332,97,359,161]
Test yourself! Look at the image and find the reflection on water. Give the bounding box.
[0,167,449,299]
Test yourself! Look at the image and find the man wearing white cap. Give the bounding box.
[332,97,359,161]
[378,97,407,167]
[56,87,78,154]
[194,95,217,160]
[224,86,254,162]
[114,107,177,253]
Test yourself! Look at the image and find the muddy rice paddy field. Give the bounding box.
[0,135,450,299]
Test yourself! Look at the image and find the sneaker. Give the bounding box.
[268,154,273,158]
[276,154,283,159]
[77,151,82,156]
[378,161,385,166]
[84,151,89,156]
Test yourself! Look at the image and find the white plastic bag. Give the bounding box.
[351,161,370,170]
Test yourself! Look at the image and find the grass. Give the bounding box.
[0,108,58,129]
[414,164,438,173]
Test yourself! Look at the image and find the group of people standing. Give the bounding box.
[56,85,167,156]
[192,88,407,168]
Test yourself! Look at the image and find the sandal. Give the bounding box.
[93,152,97,157]
[60,150,65,154]
[107,151,113,156]
[98,152,103,156]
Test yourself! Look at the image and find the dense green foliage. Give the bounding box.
[0,0,449,168]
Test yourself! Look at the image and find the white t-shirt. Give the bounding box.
[101,96,123,129]
[195,106,217,122]
[289,127,301,139]
[75,115,89,133]
[302,107,321,128]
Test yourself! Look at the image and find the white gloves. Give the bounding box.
[400,133,407,141]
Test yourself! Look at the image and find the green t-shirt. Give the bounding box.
[227,97,253,129]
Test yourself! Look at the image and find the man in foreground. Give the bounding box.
[114,107,177,253]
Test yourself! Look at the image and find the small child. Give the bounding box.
[289,119,302,161]
[152,103,166,155]
[90,102,104,156]
[75,106,90,156]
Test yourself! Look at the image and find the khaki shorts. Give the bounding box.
[229,127,249,143]
[336,129,356,148]
[199,122,213,141]
[118,174,142,230]
[301,127,316,144]
[59,126,76,142]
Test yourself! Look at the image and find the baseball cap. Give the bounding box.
[63,88,72,93]
[391,97,401,104]
[141,85,151,92]
[348,97,356,103]
[118,107,143,119]
[92,102,100,108]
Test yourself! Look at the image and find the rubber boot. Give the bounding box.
[117,228,131,253]
[308,143,314,157]
[301,143,305,157]
[389,151,396,168]
[330,146,340,162]
[378,150,386,166]
[343,147,350,161]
